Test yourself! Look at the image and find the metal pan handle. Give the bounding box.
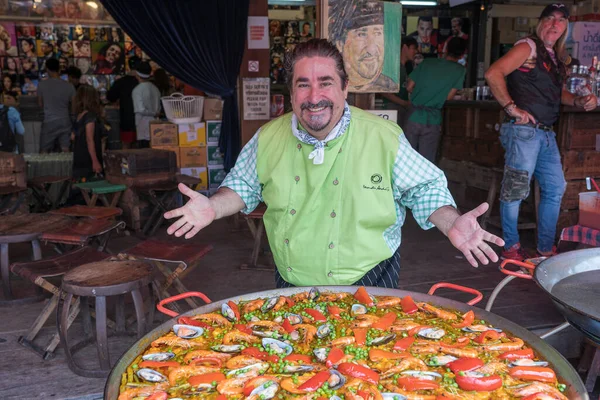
[499,259,535,280]
[428,282,483,306]
[157,291,212,317]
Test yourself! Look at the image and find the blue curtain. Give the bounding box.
[100,0,249,171]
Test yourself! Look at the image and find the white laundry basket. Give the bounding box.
[161,93,204,124]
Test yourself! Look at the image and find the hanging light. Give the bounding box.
[86,1,99,8]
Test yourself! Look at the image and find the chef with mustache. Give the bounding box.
[165,38,504,288]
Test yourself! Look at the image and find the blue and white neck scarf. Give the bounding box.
[291,103,351,165]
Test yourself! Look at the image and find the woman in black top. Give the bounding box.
[72,85,104,180]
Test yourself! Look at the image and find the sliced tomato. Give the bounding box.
[178,316,209,329]
[284,296,295,307]
[138,361,180,368]
[327,305,343,319]
[455,374,503,392]
[304,308,327,322]
[474,330,503,344]
[371,312,397,330]
[242,347,279,363]
[354,286,374,306]
[369,349,411,362]
[452,310,475,328]
[401,296,418,314]
[188,372,227,386]
[298,370,331,392]
[509,366,557,383]
[337,362,379,385]
[227,300,240,320]
[282,318,295,333]
[284,354,313,364]
[234,324,253,335]
[353,328,367,346]
[146,393,167,400]
[447,357,484,373]
[326,347,345,368]
[393,336,416,351]
[397,376,440,391]
[499,348,535,360]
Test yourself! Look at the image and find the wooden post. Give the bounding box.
[353,94,375,110]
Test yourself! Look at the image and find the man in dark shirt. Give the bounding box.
[106,58,139,148]
[66,66,82,90]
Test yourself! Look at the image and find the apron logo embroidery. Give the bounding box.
[363,173,389,192]
[371,174,382,184]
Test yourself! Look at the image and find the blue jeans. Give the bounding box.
[499,123,566,252]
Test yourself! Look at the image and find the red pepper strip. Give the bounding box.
[354,286,374,306]
[215,395,227,400]
[452,310,475,328]
[509,366,557,383]
[327,305,343,319]
[297,370,331,392]
[522,393,557,400]
[304,308,327,322]
[178,317,209,329]
[284,354,313,364]
[369,349,411,362]
[440,336,470,348]
[191,357,223,368]
[408,325,432,336]
[401,296,418,314]
[499,348,535,360]
[188,372,227,386]
[242,347,279,363]
[284,296,295,307]
[371,312,397,330]
[455,374,503,392]
[139,361,180,368]
[436,396,456,400]
[474,330,504,344]
[447,357,484,374]
[397,376,440,391]
[146,393,167,400]
[227,300,240,321]
[337,362,379,385]
[353,328,367,346]
[393,336,415,351]
[282,318,295,333]
[358,390,370,399]
[326,347,345,368]
[234,324,253,335]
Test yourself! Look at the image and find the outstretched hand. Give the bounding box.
[164,183,216,239]
[447,202,505,267]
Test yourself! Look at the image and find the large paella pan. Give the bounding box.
[105,285,588,400]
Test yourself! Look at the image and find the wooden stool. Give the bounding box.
[72,180,126,207]
[49,205,123,219]
[240,204,274,271]
[28,175,71,212]
[578,339,600,392]
[0,185,27,215]
[123,239,212,314]
[480,169,540,235]
[10,247,110,359]
[58,260,153,378]
[136,181,179,237]
[41,218,125,253]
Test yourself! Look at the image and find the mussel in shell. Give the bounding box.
[141,352,175,362]
[309,287,320,301]
[262,338,293,356]
[249,380,279,399]
[351,304,368,316]
[136,368,167,382]
[261,296,280,313]
[313,347,328,362]
[221,303,237,322]
[427,355,457,366]
[284,313,303,325]
[370,333,396,346]
[401,370,442,380]
[462,325,503,333]
[417,327,445,340]
[327,370,346,390]
[317,323,334,339]
[211,344,243,353]
[510,359,549,367]
[172,324,204,339]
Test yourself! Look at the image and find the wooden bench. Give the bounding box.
[72,180,126,207]
[28,175,71,212]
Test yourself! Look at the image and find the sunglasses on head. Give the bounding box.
[552,4,566,8]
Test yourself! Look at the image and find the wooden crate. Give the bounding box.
[558,112,600,150]
[0,152,26,187]
[474,108,503,140]
[562,150,600,181]
[444,107,472,137]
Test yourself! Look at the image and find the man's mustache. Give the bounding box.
[359,51,380,61]
[301,100,333,110]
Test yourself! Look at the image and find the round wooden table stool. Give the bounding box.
[58,260,153,378]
